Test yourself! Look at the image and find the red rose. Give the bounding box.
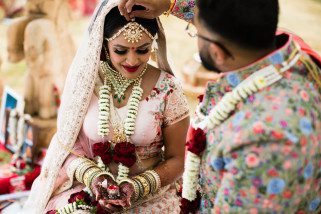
[93,142,111,157]
[114,142,135,155]
[186,127,206,156]
[113,154,136,167]
[68,190,92,205]
[100,153,113,165]
[197,94,204,102]
[180,191,201,214]
[46,210,57,214]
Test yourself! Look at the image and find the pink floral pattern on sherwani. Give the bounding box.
[45,71,189,213]
[196,34,321,213]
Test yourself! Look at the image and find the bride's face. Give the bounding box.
[107,32,153,79]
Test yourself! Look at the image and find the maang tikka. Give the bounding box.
[106,20,158,44]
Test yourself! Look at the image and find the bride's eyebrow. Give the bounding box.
[113,43,151,49]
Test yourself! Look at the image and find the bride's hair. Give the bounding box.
[103,6,159,38]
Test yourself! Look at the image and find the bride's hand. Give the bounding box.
[99,181,135,212]
[91,174,115,201]
[118,181,135,207]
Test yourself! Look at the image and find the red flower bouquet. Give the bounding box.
[186,127,206,156]
[68,190,92,204]
[93,142,113,165]
[113,142,136,167]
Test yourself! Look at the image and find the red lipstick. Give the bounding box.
[123,65,140,73]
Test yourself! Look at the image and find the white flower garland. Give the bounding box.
[116,163,130,183]
[116,80,143,183]
[98,62,145,184]
[56,201,93,214]
[182,52,301,203]
[124,81,143,137]
[98,83,111,137]
[182,152,201,201]
[57,202,77,214]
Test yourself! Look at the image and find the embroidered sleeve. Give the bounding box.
[55,134,87,195]
[171,0,196,21]
[163,80,189,127]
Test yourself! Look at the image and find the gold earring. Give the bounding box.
[104,46,110,61]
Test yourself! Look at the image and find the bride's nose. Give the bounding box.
[126,50,139,66]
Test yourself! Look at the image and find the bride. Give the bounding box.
[24,0,189,213]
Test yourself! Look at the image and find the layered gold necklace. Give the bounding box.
[101,61,147,103]
[98,60,146,138]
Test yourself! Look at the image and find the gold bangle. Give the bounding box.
[86,170,102,191]
[76,162,95,182]
[134,175,150,198]
[83,167,101,186]
[73,159,87,181]
[119,178,139,201]
[94,171,115,182]
[141,172,156,194]
[133,178,144,200]
[146,170,161,192]
[163,0,176,16]
[73,157,97,182]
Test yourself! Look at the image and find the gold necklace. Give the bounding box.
[100,61,147,103]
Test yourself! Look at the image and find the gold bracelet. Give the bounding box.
[94,171,115,182]
[83,167,101,186]
[76,162,95,182]
[133,178,144,200]
[163,0,176,16]
[86,170,102,191]
[73,157,98,182]
[141,172,156,194]
[72,158,86,181]
[145,170,161,192]
[134,175,150,198]
[83,167,101,185]
[119,178,139,201]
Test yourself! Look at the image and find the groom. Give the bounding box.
[119,0,321,213]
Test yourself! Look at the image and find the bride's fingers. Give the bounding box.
[99,199,119,212]
[106,203,122,212]
[92,187,101,201]
[106,198,127,207]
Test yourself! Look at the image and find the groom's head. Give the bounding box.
[194,0,279,72]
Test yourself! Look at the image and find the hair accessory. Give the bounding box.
[106,21,156,43]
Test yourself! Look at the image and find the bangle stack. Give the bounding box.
[83,168,102,189]
[74,158,113,191]
[125,170,161,201]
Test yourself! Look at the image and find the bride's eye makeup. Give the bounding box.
[136,48,149,55]
[114,49,127,55]
[113,43,151,55]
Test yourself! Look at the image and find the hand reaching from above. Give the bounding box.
[118,0,171,20]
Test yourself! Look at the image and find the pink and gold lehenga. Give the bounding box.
[46,71,189,213]
[24,0,189,213]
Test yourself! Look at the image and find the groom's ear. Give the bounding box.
[208,43,227,66]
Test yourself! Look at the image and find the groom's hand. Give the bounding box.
[118,0,171,20]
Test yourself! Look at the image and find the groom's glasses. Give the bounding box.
[185,23,233,58]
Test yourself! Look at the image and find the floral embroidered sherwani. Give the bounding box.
[172,2,321,213]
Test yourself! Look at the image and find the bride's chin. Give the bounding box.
[121,66,145,79]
